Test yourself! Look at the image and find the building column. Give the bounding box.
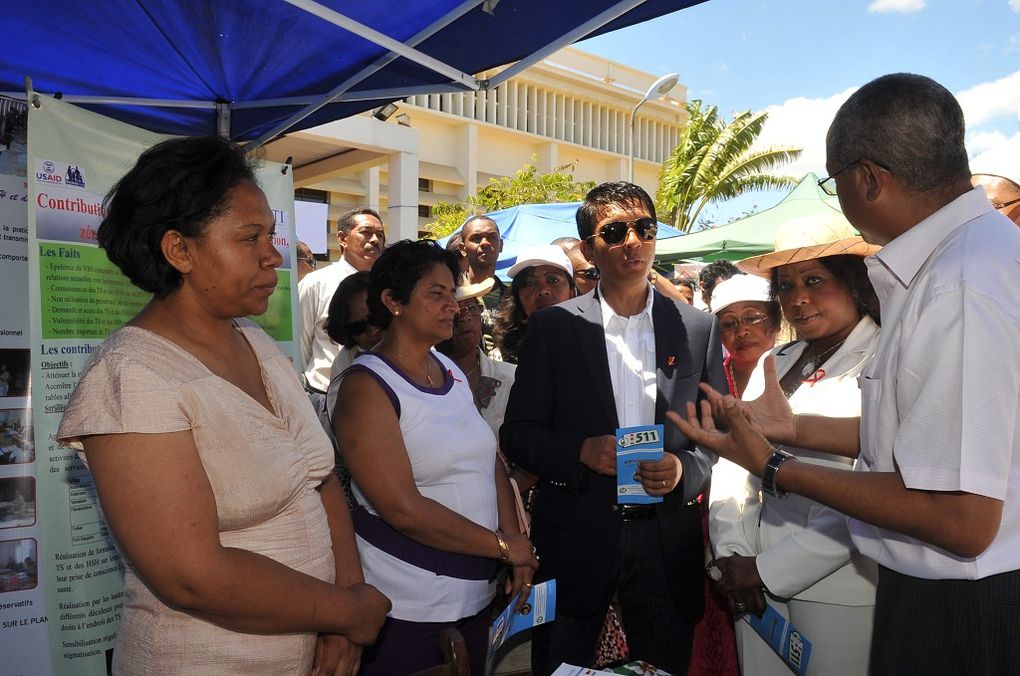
[360,166,381,214]
[537,141,558,173]
[388,150,419,241]
[457,123,478,200]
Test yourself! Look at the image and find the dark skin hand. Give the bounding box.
[714,554,767,616]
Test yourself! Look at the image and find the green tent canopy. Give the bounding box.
[655,173,850,262]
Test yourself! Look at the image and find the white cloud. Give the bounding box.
[956,70,1020,126]
[867,0,926,14]
[751,87,856,179]
[750,70,1020,180]
[1010,0,1020,12]
[970,132,1020,177]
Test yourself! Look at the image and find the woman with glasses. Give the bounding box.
[708,219,882,676]
[710,274,781,397]
[330,240,538,675]
[492,244,577,363]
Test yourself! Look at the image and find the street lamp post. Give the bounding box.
[628,72,679,183]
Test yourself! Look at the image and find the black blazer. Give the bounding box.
[500,288,726,618]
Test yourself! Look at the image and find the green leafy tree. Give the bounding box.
[657,100,802,233]
[426,157,596,238]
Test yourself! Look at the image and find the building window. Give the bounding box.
[418,178,432,192]
[418,204,432,218]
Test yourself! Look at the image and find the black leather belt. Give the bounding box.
[617,503,659,521]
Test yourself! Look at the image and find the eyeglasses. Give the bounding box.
[521,271,569,290]
[586,217,658,246]
[718,313,770,333]
[344,319,372,336]
[577,267,600,281]
[993,197,1020,210]
[456,302,484,318]
[297,256,317,269]
[817,160,861,196]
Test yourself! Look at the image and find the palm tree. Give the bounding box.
[657,100,802,233]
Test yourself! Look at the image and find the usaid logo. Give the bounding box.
[35,159,87,189]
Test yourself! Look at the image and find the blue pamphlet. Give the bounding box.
[616,424,664,504]
[488,579,556,660]
[743,603,812,675]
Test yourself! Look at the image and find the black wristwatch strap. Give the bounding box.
[762,447,795,497]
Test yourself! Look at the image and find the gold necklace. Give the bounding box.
[394,349,434,386]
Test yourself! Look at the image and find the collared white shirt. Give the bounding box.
[298,257,358,391]
[851,187,1020,579]
[599,282,657,429]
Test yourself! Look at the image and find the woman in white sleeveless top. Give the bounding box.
[329,240,538,676]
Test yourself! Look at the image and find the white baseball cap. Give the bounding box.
[507,244,574,279]
[710,274,772,314]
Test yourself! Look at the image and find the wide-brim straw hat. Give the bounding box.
[738,215,881,276]
[454,276,495,302]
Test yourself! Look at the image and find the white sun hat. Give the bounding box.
[507,244,573,279]
[710,274,772,315]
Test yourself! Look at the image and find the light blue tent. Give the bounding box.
[443,202,682,281]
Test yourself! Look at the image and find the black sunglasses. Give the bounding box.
[587,217,658,246]
[578,267,600,281]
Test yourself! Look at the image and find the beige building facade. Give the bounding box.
[264,47,687,256]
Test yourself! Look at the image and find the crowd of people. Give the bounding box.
[56,71,1018,676]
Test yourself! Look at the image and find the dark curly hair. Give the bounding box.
[768,254,881,327]
[493,266,577,363]
[325,271,373,348]
[575,181,657,241]
[97,136,257,298]
[367,240,460,331]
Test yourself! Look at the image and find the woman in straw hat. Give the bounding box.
[707,216,882,676]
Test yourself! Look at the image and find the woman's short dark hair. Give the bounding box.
[575,182,657,241]
[325,271,372,348]
[769,254,881,326]
[493,266,577,364]
[97,136,257,298]
[367,240,459,330]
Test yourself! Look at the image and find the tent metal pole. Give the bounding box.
[284,0,479,88]
[234,84,471,109]
[0,92,216,109]
[244,0,482,151]
[485,0,648,88]
[216,103,231,139]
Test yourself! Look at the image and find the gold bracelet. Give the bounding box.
[494,529,511,564]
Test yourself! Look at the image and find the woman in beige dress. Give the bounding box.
[57,137,389,675]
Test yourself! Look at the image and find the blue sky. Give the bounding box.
[580,0,1020,226]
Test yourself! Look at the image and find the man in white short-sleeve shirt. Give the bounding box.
[298,208,384,392]
[672,73,1020,675]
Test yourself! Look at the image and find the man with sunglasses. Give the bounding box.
[971,173,1020,226]
[502,182,725,675]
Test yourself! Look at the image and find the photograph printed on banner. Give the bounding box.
[0,98,27,178]
[0,537,37,592]
[0,409,33,465]
[0,476,35,529]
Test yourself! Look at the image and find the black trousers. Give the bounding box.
[871,565,1020,675]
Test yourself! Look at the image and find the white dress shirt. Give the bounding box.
[297,257,358,391]
[852,187,1020,579]
[599,283,657,429]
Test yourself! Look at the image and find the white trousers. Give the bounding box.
[735,597,874,676]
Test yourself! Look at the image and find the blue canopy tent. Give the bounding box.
[442,202,682,280]
[2,0,706,143]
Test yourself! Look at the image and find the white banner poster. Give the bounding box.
[0,95,48,676]
[24,93,297,675]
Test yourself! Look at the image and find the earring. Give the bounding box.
[394,310,401,317]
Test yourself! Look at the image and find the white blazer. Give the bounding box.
[709,316,881,605]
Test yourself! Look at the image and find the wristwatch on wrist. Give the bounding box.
[762,447,795,497]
